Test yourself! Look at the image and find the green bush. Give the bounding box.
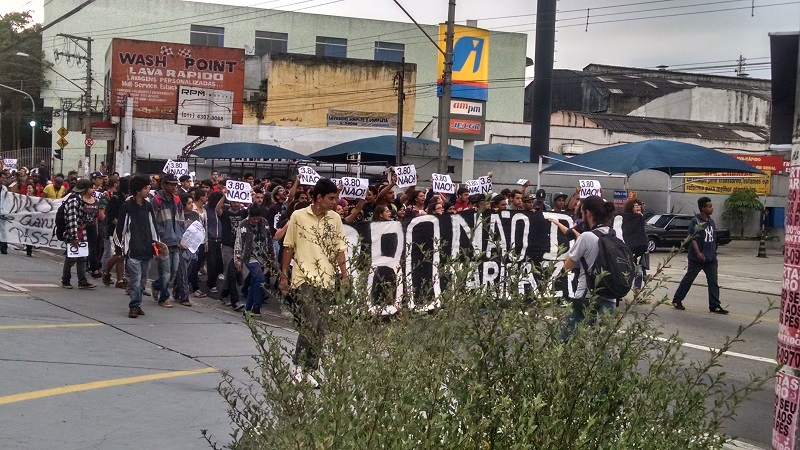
[722,188,765,237]
[204,245,771,449]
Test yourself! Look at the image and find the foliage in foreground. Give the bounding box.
[204,246,772,449]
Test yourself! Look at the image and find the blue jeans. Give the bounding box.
[62,255,88,285]
[245,262,265,312]
[174,249,196,301]
[560,297,616,342]
[154,245,180,302]
[127,258,152,309]
[673,258,720,310]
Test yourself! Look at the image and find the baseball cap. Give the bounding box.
[160,173,179,184]
[90,171,104,179]
[535,189,546,200]
[72,178,92,193]
[523,193,535,202]
[554,192,568,201]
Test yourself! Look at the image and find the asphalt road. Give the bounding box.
[0,239,783,449]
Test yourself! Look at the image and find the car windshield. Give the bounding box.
[647,215,673,228]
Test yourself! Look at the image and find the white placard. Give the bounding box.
[517,179,528,185]
[176,86,234,129]
[226,180,253,204]
[298,166,321,185]
[431,173,455,194]
[339,177,369,199]
[331,178,341,187]
[393,165,417,188]
[67,241,89,258]
[3,159,17,171]
[181,221,206,254]
[465,176,492,196]
[162,159,189,176]
[579,179,602,198]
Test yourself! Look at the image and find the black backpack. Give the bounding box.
[54,193,74,242]
[580,229,636,299]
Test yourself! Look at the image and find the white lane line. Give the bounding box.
[15,284,60,288]
[655,337,776,365]
[0,279,28,292]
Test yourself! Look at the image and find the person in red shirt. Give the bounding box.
[453,187,470,212]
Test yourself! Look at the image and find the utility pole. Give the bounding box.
[394,58,405,166]
[437,0,456,174]
[530,0,557,164]
[55,34,92,176]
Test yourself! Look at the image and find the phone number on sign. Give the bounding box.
[181,112,225,121]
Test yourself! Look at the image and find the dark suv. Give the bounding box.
[645,214,732,252]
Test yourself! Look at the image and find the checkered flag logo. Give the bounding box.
[159,45,173,56]
[177,48,192,58]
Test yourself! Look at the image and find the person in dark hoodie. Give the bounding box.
[149,173,185,307]
[116,175,161,318]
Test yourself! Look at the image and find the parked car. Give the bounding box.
[645,214,732,252]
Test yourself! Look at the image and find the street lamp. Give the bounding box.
[0,83,35,153]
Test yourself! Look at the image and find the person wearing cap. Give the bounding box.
[532,189,550,212]
[552,192,569,213]
[522,193,536,211]
[60,179,97,289]
[149,173,185,307]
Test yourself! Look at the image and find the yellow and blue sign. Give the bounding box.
[438,25,490,101]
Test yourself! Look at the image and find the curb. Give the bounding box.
[723,440,766,450]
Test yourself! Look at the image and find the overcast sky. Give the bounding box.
[3,0,798,79]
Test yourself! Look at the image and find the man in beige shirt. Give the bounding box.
[280,178,347,387]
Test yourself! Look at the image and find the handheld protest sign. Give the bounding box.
[298,166,321,185]
[393,165,417,188]
[465,175,493,195]
[578,179,601,198]
[3,159,18,171]
[431,173,455,194]
[162,159,189,176]
[67,241,89,258]
[226,179,253,204]
[339,177,369,199]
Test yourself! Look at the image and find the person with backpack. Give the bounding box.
[60,179,97,290]
[560,195,634,341]
[149,173,185,307]
[671,197,728,314]
[116,174,160,318]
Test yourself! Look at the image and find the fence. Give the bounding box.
[1,147,53,173]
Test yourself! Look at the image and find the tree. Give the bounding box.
[722,188,765,237]
[0,11,48,151]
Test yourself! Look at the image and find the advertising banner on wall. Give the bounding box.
[447,99,487,141]
[684,154,783,196]
[106,38,245,123]
[437,25,490,101]
[176,86,234,128]
[326,109,398,129]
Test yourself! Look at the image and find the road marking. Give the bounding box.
[0,367,217,406]
[15,283,61,288]
[0,323,103,330]
[0,279,28,292]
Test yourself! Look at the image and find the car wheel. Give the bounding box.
[647,237,658,253]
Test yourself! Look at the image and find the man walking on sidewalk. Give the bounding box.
[117,175,160,318]
[150,173,184,307]
[672,196,728,314]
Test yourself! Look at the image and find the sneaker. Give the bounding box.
[135,307,145,316]
[233,303,245,311]
[102,272,112,286]
[180,300,192,307]
[209,287,218,294]
[672,300,685,311]
[115,280,128,289]
[710,307,729,314]
[61,282,73,289]
[128,308,138,318]
[193,290,207,298]
[78,281,96,289]
[251,308,261,315]
[159,300,173,308]
[142,289,151,297]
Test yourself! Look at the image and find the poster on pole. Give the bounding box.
[339,177,369,199]
[393,165,417,188]
[298,166,321,185]
[225,180,252,204]
[431,173,456,194]
[162,159,189,176]
[773,371,800,450]
[579,179,601,198]
[465,176,492,196]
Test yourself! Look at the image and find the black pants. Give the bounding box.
[291,284,329,371]
[206,241,224,289]
[86,225,100,272]
[223,256,242,305]
[673,259,721,310]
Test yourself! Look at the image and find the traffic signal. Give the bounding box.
[53,147,62,160]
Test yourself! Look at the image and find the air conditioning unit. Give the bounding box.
[559,143,584,155]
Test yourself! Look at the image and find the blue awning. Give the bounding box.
[309,135,461,165]
[192,142,311,160]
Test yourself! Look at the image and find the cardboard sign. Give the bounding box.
[331,178,341,187]
[465,176,492,196]
[393,165,418,188]
[67,241,89,258]
[339,177,369,199]
[225,180,252,204]
[298,166,321,185]
[3,159,18,171]
[431,173,455,194]
[517,179,528,185]
[162,159,189,176]
[579,179,601,198]
[181,220,206,253]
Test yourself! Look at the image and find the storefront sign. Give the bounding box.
[326,109,397,129]
[684,172,771,195]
